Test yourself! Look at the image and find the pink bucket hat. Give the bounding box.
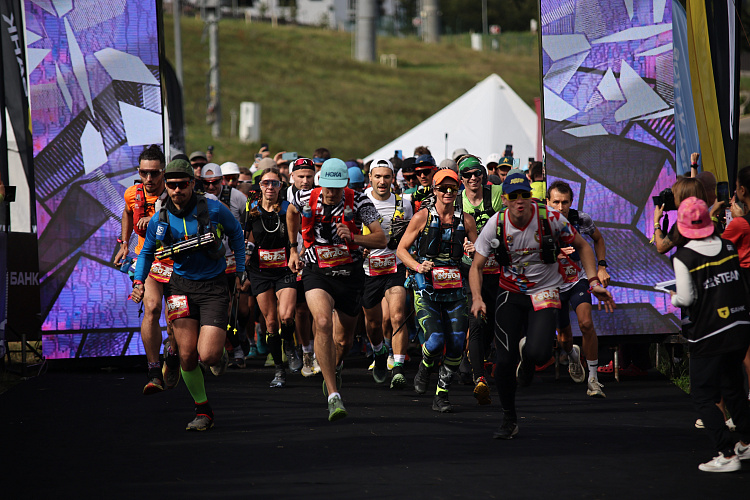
[677,197,714,239]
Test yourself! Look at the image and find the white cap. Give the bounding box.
[486,153,502,165]
[220,161,240,176]
[451,148,469,161]
[370,158,394,172]
[201,162,222,179]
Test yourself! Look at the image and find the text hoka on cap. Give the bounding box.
[319,158,349,188]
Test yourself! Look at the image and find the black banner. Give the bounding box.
[6,232,41,341]
[0,0,36,227]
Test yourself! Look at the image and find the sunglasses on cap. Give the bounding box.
[260,179,281,188]
[204,179,222,186]
[166,180,191,190]
[460,170,482,179]
[505,191,532,200]
[435,185,459,194]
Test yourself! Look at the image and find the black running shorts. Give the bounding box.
[361,264,407,309]
[302,264,365,318]
[557,279,592,329]
[164,273,229,328]
[247,267,297,296]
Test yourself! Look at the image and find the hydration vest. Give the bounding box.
[301,187,360,252]
[158,195,225,261]
[494,202,559,266]
[466,185,495,232]
[417,205,466,263]
[247,199,290,249]
[133,184,152,238]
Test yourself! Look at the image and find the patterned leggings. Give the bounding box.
[414,292,468,368]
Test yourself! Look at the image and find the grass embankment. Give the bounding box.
[162,16,540,163]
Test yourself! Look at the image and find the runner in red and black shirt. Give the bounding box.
[287,159,386,421]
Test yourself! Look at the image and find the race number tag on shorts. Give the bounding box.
[315,245,353,268]
[483,254,501,275]
[225,253,237,274]
[259,248,287,269]
[166,295,190,322]
[148,260,173,283]
[369,254,397,276]
[431,266,462,290]
[559,257,580,284]
[530,288,561,311]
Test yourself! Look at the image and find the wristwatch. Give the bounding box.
[597,260,608,268]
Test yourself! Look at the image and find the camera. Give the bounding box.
[652,188,677,211]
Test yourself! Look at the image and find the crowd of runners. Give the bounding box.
[114,144,750,472]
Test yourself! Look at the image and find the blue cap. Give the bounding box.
[414,154,436,169]
[319,158,349,188]
[502,172,531,194]
[348,165,365,184]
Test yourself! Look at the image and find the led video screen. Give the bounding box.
[25,0,164,358]
[540,0,679,336]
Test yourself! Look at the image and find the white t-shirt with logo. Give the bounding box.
[363,192,414,276]
[474,203,577,294]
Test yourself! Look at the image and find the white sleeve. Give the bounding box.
[671,257,695,307]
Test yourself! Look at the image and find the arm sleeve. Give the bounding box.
[356,194,379,226]
[218,203,246,273]
[133,214,159,281]
[671,256,695,307]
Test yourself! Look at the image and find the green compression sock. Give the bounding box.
[181,365,207,404]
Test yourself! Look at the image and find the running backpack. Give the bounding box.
[300,187,360,252]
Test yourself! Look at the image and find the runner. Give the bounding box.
[245,166,298,387]
[457,155,504,405]
[287,159,387,421]
[132,159,245,431]
[469,172,614,439]
[114,145,179,394]
[397,169,478,412]
[361,158,414,388]
[546,180,610,398]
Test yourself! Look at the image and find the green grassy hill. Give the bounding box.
[163,16,540,164]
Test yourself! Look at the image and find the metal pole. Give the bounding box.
[355,0,376,62]
[482,0,488,36]
[206,4,221,138]
[423,0,439,43]
[173,0,183,85]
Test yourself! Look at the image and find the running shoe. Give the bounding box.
[432,391,452,413]
[568,345,585,383]
[143,377,164,395]
[516,339,533,387]
[229,347,246,369]
[586,378,606,398]
[413,362,431,395]
[270,367,286,388]
[327,395,347,422]
[322,364,343,397]
[473,376,491,405]
[245,344,259,359]
[264,353,275,367]
[390,365,406,390]
[373,345,389,384]
[210,350,229,376]
[735,441,750,461]
[301,352,317,377]
[493,418,519,440]
[726,418,736,432]
[162,360,181,390]
[698,453,740,472]
[186,414,214,431]
[387,354,395,370]
[286,345,303,373]
[312,357,321,374]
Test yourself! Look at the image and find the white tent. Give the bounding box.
[366,73,538,165]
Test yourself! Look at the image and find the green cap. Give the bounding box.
[458,156,483,173]
[164,159,194,179]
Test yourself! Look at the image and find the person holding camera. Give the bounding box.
[361,158,414,389]
[653,177,711,254]
[131,159,246,431]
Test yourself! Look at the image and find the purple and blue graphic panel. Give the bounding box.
[540,0,679,336]
[24,0,164,358]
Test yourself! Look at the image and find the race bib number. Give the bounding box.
[368,254,397,276]
[259,248,288,269]
[431,266,462,290]
[166,295,190,322]
[225,253,237,274]
[315,245,353,268]
[148,260,173,283]
[483,254,501,275]
[559,258,580,284]
[530,288,561,311]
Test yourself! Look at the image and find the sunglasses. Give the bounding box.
[166,180,191,190]
[260,179,281,188]
[506,191,532,200]
[139,169,163,178]
[435,185,459,194]
[403,174,416,181]
[461,170,482,179]
[238,180,254,184]
[204,179,222,186]
[415,170,434,177]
